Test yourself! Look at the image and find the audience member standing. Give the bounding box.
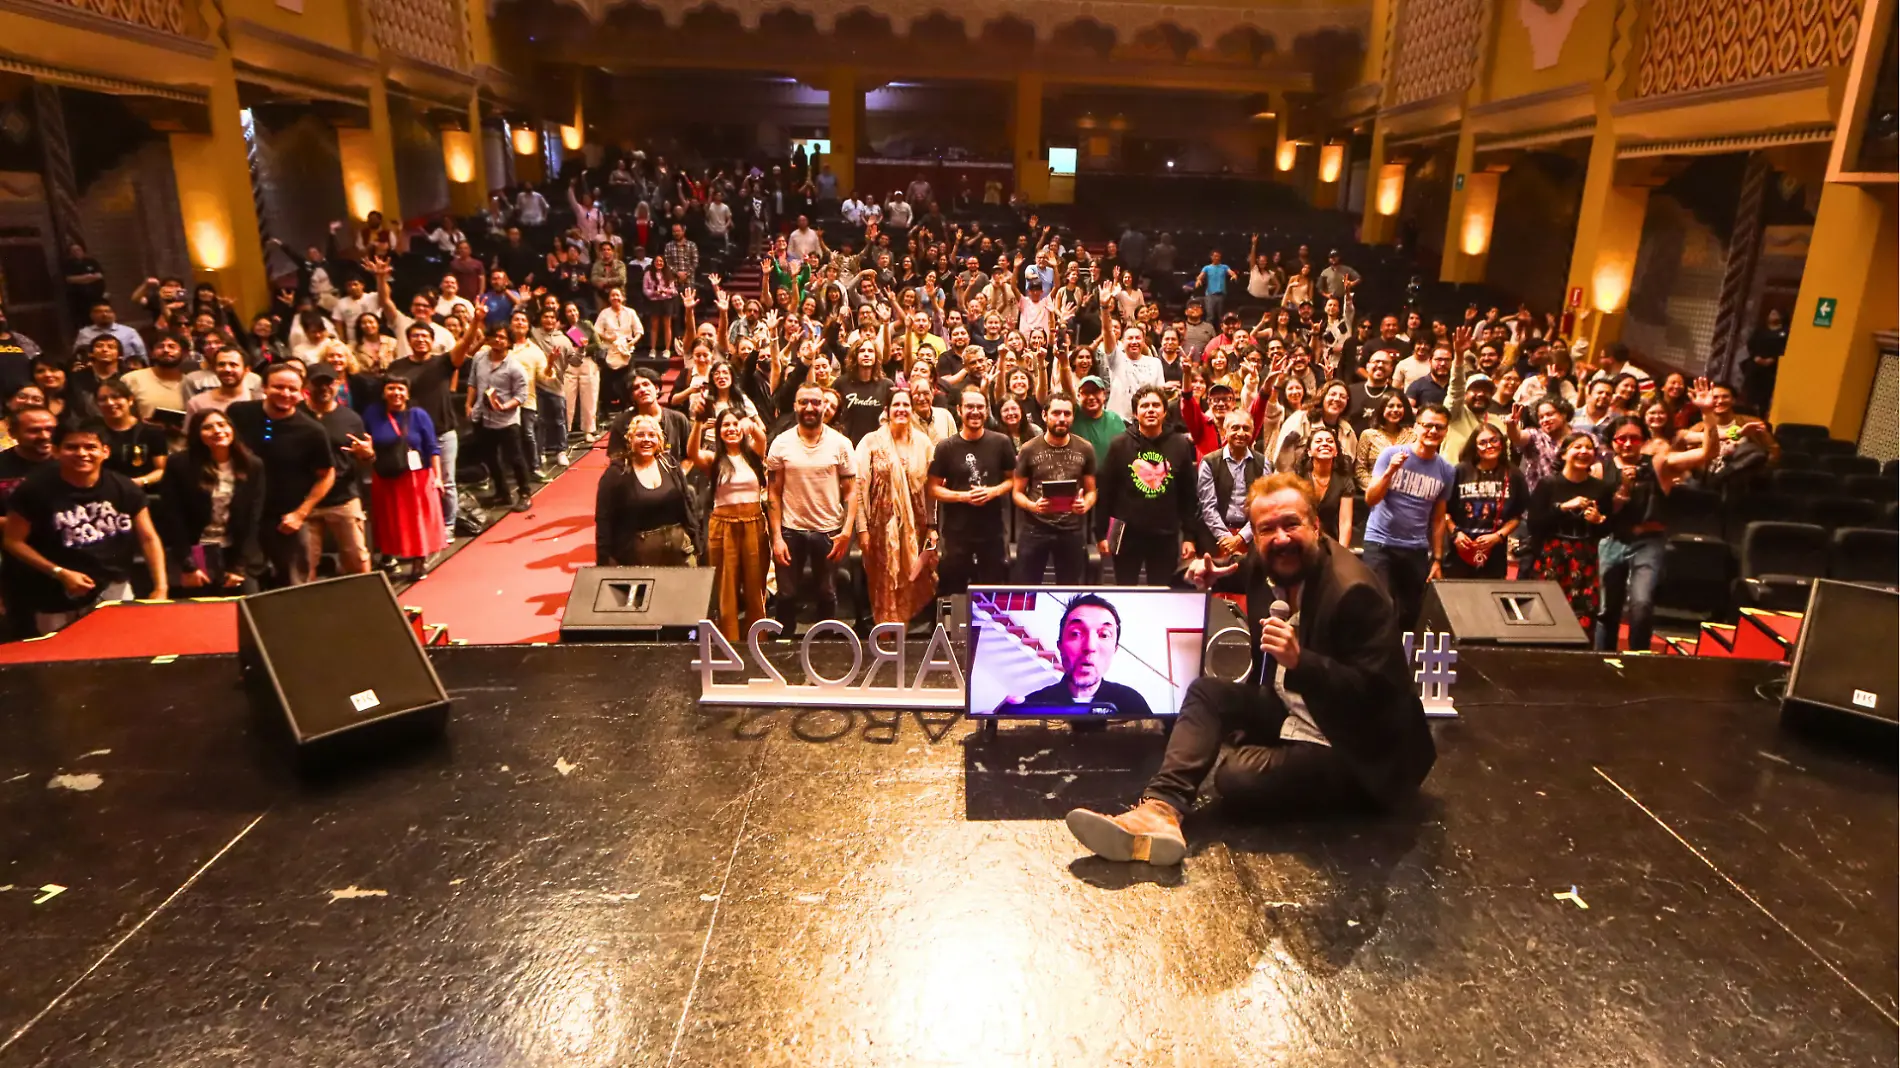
[221,365,335,586]
[1361,402,1454,628]
[697,408,771,641]
[466,324,535,513]
[1098,385,1197,586]
[927,386,1016,594]
[1442,423,1526,579]
[767,383,857,631]
[1012,393,1097,584]
[156,409,262,593]
[362,378,448,579]
[854,389,936,623]
[1527,431,1614,624]
[3,420,166,634]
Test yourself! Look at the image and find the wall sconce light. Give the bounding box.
[1276,140,1299,172]
[1318,143,1344,183]
[511,125,538,156]
[560,125,583,152]
[1375,163,1405,216]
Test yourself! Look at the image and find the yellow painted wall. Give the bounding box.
[1773,183,1898,437]
[221,0,361,59]
[0,12,218,90]
[1485,0,1618,103]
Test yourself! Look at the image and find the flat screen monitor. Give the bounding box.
[966,586,1210,718]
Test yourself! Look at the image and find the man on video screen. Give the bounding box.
[1007,593,1155,716]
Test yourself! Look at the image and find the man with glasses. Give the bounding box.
[1361,403,1454,629]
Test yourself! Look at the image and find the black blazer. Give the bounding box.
[1229,537,1436,805]
[155,451,266,573]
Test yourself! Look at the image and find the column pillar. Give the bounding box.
[1361,125,1401,244]
[1564,119,1649,354]
[1771,183,1898,436]
[169,53,269,318]
[1013,71,1047,204]
[337,78,402,224]
[1439,121,1499,282]
[826,66,859,195]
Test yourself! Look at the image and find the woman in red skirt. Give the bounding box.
[363,378,447,579]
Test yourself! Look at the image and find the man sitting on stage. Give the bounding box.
[1065,472,1436,866]
[997,593,1154,717]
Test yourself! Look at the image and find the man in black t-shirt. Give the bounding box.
[927,386,1016,594]
[1011,394,1097,584]
[2,419,166,635]
[226,364,338,588]
[1346,350,1404,434]
[302,364,373,576]
[384,322,473,538]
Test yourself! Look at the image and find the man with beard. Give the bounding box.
[1097,385,1197,586]
[227,364,339,585]
[1442,347,1506,463]
[386,322,476,540]
[1404,345,1455,409]
[1001,594,1153,716]
[1346,350,1402,434]
[120,333,190,425]
[767,383,857,632]
[1012,394,1097,585]
[1064,472,1435,865]
[927,387,1016,593]
[185,348,260,414]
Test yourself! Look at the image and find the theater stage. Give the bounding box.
[0,645,1893,1067]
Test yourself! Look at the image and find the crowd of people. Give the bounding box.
[0,147,1787,649]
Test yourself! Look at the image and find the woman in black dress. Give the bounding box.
[1301,425,1354,548]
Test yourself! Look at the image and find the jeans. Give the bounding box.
[775,527,840,629]
[474,422,533,500]
[1113,526,1183,587]
[1144,677,1371,816]
[537,387,568,459]
[1595,533,1666,652]
[1203,293,1225,322]
[1361,540,1431,631]
[1014,522,1086,585]
[938,532,1007,595]
[438,429,458,529]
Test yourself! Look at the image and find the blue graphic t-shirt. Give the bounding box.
[1364,444,1453,549]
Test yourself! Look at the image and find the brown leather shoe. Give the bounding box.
[1065,798,1186,865]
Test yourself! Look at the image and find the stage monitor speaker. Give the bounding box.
[1202,593,1255,681]
[1418,580,1591,646]
[560,566,714,642]
[1783,579,1899,726]
[238,572,450,750]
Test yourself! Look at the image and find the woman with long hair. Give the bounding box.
[157,409,262,592]
[854,389,937,624]
[695,407,770,640]
[1301,424,1354,548]
[354,312,395,372]
[1443,422,1527,579]
[95,380,166,489]
[1527,431,1614,622]
[558,301,604,440]
[995,395,1041,448]
[362,378,448,578]
[1509,396,1574,494]
[596,413,701,566]
[1356,392,1415,491]
[1276,379,1358,476]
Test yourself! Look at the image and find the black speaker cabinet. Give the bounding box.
[1784,579,1899,726]
[1201,593,1255,681]
[560,566,714,642]
[238,573,450,751]
[1418,579,1591,646]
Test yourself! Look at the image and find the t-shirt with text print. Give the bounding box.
[1363,444,1453,550]
[6,465,148,612]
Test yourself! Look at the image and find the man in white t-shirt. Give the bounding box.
[786,215,822,267]
[1099,325,1165,422]
[766,382,857,633]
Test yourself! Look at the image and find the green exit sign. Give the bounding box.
[1454,173,1465,191]
[1814,297,1837,328]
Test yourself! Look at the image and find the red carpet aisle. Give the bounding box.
[403,446,609,645]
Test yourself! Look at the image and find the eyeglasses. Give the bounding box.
[1612,434,1645,444]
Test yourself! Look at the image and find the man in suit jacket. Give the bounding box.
[1066,471,1436,865]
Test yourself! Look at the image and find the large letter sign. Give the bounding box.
[694,619,965,708]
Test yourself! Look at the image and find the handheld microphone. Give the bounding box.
[1268,599,1291,622]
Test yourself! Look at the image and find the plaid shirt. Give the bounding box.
[663,238,699,285]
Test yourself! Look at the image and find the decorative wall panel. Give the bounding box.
[372,0,470,71]
[1637,0,1860,97]
[1388,0,1487,104]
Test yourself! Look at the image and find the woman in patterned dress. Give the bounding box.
[853,389,937,625]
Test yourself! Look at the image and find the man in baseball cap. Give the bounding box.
[1071,374,1123,462]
